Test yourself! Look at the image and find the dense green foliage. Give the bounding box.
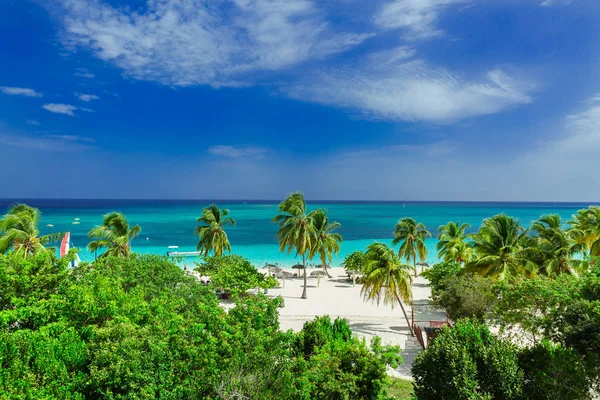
[195,254,277,295]
[342,250,367,272]
[412,319,524,400]
[87,212,141,258]
[421,261,461,297]
[0,252,400,399]
[412,319,599,400]
[195,204,236,257]
[432,274,496,321]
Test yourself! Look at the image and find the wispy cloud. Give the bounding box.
[0,132,95,152]
[52,0,372,87]
[540,0,572,6]
[75,68,95,79]
[42,103,78,116]
[77,93,100,102]
[0,86,42,97]
[46,134,96,143]
[26,120,41,126]
[208,145,267,159]
[285,52,534,124]
[80,107,95,113]
[374,0,468,40]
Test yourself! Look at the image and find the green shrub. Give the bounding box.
[195,254,277,295]
[433,274,496,321]
[519,340,594,400]
[421,261,461,297]
[412,319,523,400]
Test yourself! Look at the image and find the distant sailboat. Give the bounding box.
[46,224,54,227]
[60,232,81,268]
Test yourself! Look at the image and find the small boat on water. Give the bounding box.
[72,221,80,225]
[46,224,54,227]
[74,217,80,221]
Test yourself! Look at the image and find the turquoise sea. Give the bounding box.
[2,200,598,267]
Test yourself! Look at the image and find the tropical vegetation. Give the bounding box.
[0,204,63,258]
[436,221,473,264]
[360,242,414,336]
[271,193,343,298]
[195,204,236,257]
[0,252,403,399]
[88,211,141,258]
[309,208,343,278]
[392,217,431,275]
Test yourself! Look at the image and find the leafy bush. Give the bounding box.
[342,250,367,272]
[412,319,523,400]
[519,340,594,400]
[421,261,461,297]
[195,254,277,295]
[433,274,496,321]
[0,253,402,399]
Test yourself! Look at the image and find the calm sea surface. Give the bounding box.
[2,199,598,266]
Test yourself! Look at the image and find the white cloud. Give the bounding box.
[540,0,572,6]
[52,0,372,87]
[285,54,534,124]
[80,107,95,113]
[75,68,95,79]
[208,145,267,159]
[0,86,42,97]
[374,0,467,40]
[26,120,41,126]
[77,93,100,102]
[42,103,78,116]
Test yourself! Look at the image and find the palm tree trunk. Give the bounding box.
[413,259,417,277]
[395,293,414,337]
[322,256,333,278]
[301,253,307,299]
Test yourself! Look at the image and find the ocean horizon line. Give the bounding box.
[1,198,600,206]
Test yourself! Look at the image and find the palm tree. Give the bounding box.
[568,207,600,256]
[195,204,236,257]
[532,214,587,276]
[436,221,473,264]
[272,192,316,299]
[309,209,343,278]
[392,217,431,275]
[0,204,64,258]
[88,212,141,258]
[466,214,539,281]
[361,242,414,336]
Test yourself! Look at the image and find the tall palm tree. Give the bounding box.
[309,209,343,278]
[0,204,64,258]
[361,242,414,336]
[436,221,473,264]
[568,206,600,256]
[392,217,431,275]
[88,212,141,258]
[466,214,539,281]
[272,192,316,299]
[195,204,236,257]
[532,214,587,276]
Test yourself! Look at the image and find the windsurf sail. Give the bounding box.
[60,232,80,267]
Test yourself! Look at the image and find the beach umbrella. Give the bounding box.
[310,270,326,277]
[316,264,331,269]
[291,263,305,269]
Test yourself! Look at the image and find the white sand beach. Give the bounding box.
[264,267,444,379]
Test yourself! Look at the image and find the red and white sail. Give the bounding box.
[60,232,71,258]
[60,232,80,267]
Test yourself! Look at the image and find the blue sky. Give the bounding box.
[1,0,599,200]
